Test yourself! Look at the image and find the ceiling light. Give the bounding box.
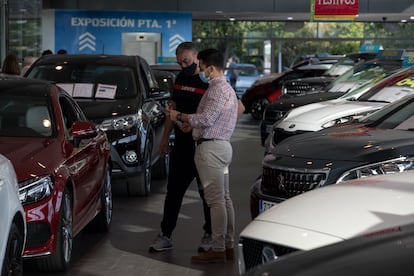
[229,17,236,21]
[287,16,293,20]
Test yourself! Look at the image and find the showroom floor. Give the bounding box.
[24,114,264,276]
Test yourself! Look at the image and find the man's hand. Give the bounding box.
[169,109,179,122]
[179,122,193,133]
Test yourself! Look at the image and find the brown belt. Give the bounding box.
[196,138,215,145]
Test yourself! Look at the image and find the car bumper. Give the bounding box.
[22,192,60,258]
[250,177,287,219]
[108,135,146,179]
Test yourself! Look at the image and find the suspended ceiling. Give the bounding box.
[43,0,414,23]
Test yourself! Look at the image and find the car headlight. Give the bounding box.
[99,113,139,131]
[19,175,54,205]
[321,111,371,129]
[337,156,414,183]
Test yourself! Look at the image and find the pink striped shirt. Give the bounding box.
[188,76,238,141]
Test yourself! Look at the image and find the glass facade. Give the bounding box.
[2,2,414,73]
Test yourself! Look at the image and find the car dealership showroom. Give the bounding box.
[3,1,414,275]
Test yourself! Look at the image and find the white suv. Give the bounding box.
[0,154,26,275]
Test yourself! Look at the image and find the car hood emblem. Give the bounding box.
[288,124,296,129]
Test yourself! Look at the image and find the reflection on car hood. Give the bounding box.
[278,100,385,131]
[76,97,140,123]
[243,171,414,250]
[0,138,60,182]
[274,124,414,162]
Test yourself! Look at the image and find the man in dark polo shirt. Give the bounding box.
[149,42,212,252]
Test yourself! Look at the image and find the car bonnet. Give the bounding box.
[278,100,386,132]
[272,124,414,162]
[242,172,414,250]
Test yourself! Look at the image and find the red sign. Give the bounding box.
[312,0,359,21]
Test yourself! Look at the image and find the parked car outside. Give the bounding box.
[25,54,170,196]
[241,62,334,120]
[224,63,261,98]
[240,171,414,274]
[259,52,408,144]
[0,78,112,271]
[0,153,26,276]
[251,90,414,218]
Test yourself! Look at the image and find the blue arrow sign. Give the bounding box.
[54,10,192,59]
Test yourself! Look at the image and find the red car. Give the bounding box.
[0,78,112,272]
[241,63,333,120]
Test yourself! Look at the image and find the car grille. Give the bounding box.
[272,128,309,144]
[26,222,51,248]
[263,109,285,124]
[284,81,312,96]
[240,237,298,272]
[261,166,329,199]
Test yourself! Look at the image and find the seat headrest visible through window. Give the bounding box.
[25,106,52,136]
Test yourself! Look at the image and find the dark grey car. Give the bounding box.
[25,54,171,196]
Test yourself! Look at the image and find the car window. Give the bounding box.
[26,64,137,99]
[139,58,157,98]
[59,95,84,139]
[0,91,54,137]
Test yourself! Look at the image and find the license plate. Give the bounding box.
[266,125,273,133]
[259,199,276,214]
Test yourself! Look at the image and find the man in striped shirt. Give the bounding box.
[170,48,239,263]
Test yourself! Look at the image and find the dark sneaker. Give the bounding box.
[191,248,226,264]
[197,232,212,252]
[149,234,173,252]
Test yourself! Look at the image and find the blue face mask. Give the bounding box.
[199,71,210,83]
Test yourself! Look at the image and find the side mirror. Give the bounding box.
[148,87,171,101]
[72,121,97,139]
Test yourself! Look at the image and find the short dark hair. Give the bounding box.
[175,41,197,56]
[197,48,224,70]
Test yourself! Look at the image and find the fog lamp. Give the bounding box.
[124,150,138,163]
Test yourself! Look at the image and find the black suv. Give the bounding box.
[25,54,170,196]
[251,91,414,218]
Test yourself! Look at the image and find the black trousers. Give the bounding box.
[160,142,212,238]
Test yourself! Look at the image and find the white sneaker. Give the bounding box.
[149,234,173,252]
[197,232,212,252]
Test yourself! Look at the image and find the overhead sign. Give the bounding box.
[53,10,192,60]
[311,0,359,21]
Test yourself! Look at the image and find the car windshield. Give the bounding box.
[329,66,387,94]
[322,58,355,77]
[361,97,414,130]
[0,92,54,137]
[357,71,414,103]
[26,64,137,99]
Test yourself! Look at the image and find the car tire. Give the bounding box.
[1,221,24,276]
[152,153,169,179]
[89,166,113,232]
[127,138,152,196]
[36,187,73,272]
[250,98,269,120]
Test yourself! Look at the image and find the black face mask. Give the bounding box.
[181,62,197,76]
